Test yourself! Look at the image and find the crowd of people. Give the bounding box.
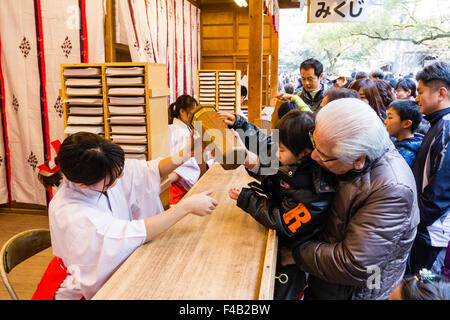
[227,58,450,300]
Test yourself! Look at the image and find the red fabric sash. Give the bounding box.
[32,257,69,300]
[169,181,188,206]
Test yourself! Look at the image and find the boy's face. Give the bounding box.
[416,80,441,115]
[276,143,300,166]
[384,107,410,138]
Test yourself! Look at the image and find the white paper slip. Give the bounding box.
[108,87,145,95]
[106,67,144,75]
[199,81,216,85]
[65,98,103,105]
[219,84,236,92]
[199,72,216,76]
[69,107,104,114]
[110,116,146,124]
[67,116,103,124]
[65,78,102,86]
[64,126,104,135]
[111,135,148,143]
[218,81,235,85]
[109,106,145,114]
[111,125,147,133]
[66,87,102,95]
[199,93,216,97]
[125,153,147,160]
[64,68,101,76]
[120,144,147,153]
[107,77,144,85]
[199,76,216,80]
[109,96,145,104]
[219,72,236,75]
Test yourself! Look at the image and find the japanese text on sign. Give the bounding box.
[308,0,369,23]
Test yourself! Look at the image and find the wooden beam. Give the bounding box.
[247,0,263,124]
[269,26,279,101]
[104,0,116,62]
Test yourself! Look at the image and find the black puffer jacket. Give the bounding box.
[237,155,336,249]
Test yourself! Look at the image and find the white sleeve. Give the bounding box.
[123,158,164,220]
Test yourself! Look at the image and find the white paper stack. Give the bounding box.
[108,87,145,95]
[108,106,145,114]
[65,78,102,86]
[107,77,144,85]
[67,116,103,125]
[120,144,147,153]
[65,98,103,105]
[111,125,147,133]
[109,116,146,124]
[64,68,101,76]
[125,153,147,160]
[109,97,145,105]
[66,87,102,95]
[64,126,104,135]
[106,67,144,76]
[69,107,104,114]
[111,135,147,143]
[216,71,238,112]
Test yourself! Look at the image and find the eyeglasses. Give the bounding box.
[308,131,339,163]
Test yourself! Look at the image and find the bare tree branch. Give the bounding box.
[350,31,450,45]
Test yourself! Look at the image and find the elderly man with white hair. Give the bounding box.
[292,98,420,300]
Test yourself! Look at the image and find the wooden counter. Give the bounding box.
[93,164,278,300]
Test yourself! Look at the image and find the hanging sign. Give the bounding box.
[307,0,370,23]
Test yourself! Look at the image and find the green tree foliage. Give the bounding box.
[279,0,449,74]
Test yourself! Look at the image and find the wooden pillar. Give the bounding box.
[248,0,263,124]
[105,0,116,62]
[269,27,279,101]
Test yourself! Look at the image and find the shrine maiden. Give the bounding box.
[32,132,218,300]
[167,95,201,205]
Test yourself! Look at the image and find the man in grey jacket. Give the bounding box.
[292,98,420,299]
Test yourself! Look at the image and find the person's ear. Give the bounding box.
[406,89,412,97]
[437,87,448,102]
[353,155,366,170]
[402,119,412,130]
[319,73,324,82]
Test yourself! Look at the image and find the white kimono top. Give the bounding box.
[49,158,163,300]
[168,118,200,190]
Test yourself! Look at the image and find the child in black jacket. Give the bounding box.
[228,110,336,299]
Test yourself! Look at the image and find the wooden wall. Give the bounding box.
[200,3,278,106]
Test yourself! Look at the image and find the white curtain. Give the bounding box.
[0,0,105,205]
[118,0,201,103]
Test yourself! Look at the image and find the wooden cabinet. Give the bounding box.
[60,62,170,161]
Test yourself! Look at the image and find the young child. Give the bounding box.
[168,95,201,206]
[384,99,424,167]
[228,110,335,299]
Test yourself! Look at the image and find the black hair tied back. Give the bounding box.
[37,132,125,191]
